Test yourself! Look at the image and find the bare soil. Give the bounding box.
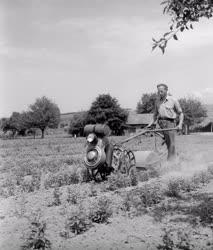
[0,133,213,250]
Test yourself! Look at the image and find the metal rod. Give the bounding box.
[118,128,178,145]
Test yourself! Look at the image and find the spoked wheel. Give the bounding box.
[112,146,123,172]
[127,150,136,172]
[112,146,136,176]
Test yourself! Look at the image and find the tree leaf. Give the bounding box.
[152,44,158,51]
[163,32,170,37]
[173,34,178,40]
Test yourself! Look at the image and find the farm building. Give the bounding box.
[125,111,153,134]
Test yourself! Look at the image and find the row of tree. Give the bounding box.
[1,93,207,138]
[1,97,60,138]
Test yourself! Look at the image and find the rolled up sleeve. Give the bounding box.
[174,99,183,114]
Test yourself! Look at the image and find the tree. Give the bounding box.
[178,97,207,129]
[153,0,213,53]
[1,112,29,137]
[28,96,60,138]
[68,112,88,137]
[87,94,128,135]
[136,93,158,113]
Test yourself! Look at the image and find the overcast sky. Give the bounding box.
[0,0,213,117]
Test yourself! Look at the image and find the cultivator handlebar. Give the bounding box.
[118,128,178,145]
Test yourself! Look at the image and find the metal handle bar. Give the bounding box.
[118,128,178,145]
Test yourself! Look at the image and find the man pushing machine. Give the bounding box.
[148,84,184,161]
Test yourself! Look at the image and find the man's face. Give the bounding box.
[157,86,167,99]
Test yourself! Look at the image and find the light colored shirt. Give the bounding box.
[154,95,182,120]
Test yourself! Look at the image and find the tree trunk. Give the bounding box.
[41,128,45,139]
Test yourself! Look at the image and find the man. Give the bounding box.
[148,84,184,161]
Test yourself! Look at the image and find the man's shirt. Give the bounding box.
[154,95,182,120]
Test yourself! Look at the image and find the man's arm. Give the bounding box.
[174,99,184,130]
[147,102,158,128]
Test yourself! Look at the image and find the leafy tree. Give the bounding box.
[1,112,29,137]
[178,97,207,127]
[136,93,158,113]
[68,112,88,137]
[87,94,128,135]
[153,0,213,53]
[28,96,60,138]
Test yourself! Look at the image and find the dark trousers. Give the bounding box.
[158,120,176,161]
[102,137,113,168]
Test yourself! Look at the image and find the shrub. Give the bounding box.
[0,177,16,197]
[190,196,213,226]
[137,171,149,182]
[21,219,51,250]
[67,187,79,205]
[89,196,113,224]
[20,173,41,193]
[105,172,131,191]
[129,167,138,186]
[48,187,61,207]
[157,227,174,250]
[178,178,197,193]
[165,179,181,198]
[123,183,163,216]
[157,226,194,250]
[88,183,98,197]
[61,208,92,237]
[44,167,80,189]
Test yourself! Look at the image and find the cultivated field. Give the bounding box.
[0,132,213,250]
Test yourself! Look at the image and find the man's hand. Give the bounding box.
[176,124,183,131]
[147,123,156,130]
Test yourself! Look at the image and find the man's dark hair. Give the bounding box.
[157,83,168,90]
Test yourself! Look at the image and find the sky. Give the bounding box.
[0,0,213,117]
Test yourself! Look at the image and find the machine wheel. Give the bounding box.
[112,146,123,171]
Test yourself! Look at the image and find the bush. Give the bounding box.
[190,196,213,226]
[67,186,79,205]
[61,208,92,237]
[44,167,80,189]
[129,167,138,186]
[105,172,131,191]
[157,226,194,250]
[165,179,182,198]
[89,196,113,224]
[21,219,51,250]
[48,187,61,207]
[123,183,163,216]
[137,171,149,182]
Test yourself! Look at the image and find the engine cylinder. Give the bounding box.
[84,124,111,137]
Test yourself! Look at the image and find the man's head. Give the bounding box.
[157,83,168,99]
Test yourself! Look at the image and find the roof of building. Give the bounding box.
[126,111,153,125]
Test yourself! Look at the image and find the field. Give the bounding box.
[0,131,213,250]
